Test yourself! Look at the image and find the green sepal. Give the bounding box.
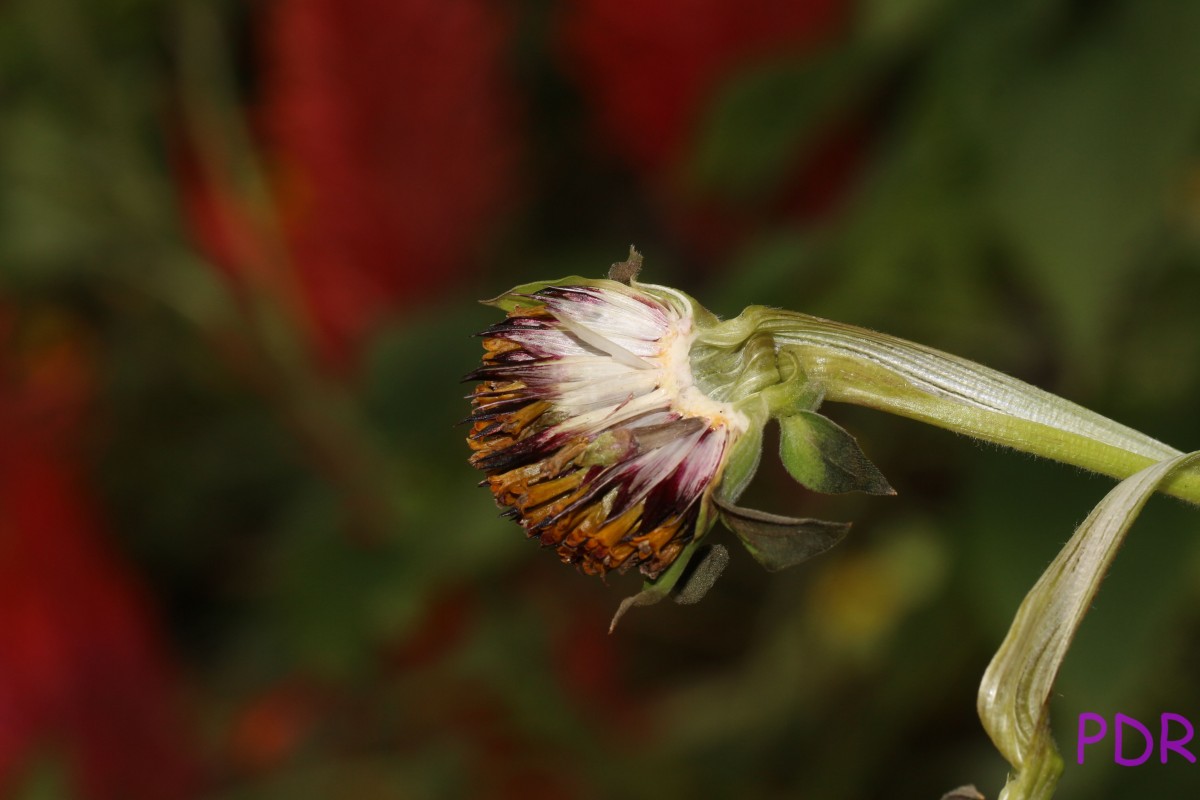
[779,410,895,496]
[608,535,727,632]
[718,397,768,505]
[608,493,740,632]
[692,332,782,404]
[480,275,595,311]
[670,544,730,605]
[715,496,851,572]
[759,347,824,414]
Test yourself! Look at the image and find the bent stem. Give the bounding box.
[713,308,1200,505]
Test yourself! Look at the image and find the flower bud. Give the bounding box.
[466,276,757,579]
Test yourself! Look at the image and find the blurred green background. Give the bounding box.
[2,0,1200,797]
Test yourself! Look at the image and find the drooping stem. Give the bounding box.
[705,308,1200,506]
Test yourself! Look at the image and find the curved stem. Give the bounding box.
[719,308,1200,506]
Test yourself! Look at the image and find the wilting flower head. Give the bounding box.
[466,253,890,607]
[466,276,748,579]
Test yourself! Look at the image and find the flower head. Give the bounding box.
[466,279,748,578]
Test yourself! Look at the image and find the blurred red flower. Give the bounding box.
[180,0,519,366]
[260,0,519,363]
[562,0,845,171]
[0,314,197,799]
[560,0,855,251]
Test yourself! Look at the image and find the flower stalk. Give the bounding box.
[702,307,1200,505]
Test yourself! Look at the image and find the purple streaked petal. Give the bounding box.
[498,328,600,358]
[486,349,540,364]
[672,429,728,499]
[467,395,540,421]
[545,308,656,371]
[539,292,668,343]
[476,315,555,336]
[604,428,706,515]
[471,429,567,473]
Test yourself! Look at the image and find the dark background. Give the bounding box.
[2,0,1200,797]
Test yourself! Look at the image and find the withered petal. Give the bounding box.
[466,282,744,579]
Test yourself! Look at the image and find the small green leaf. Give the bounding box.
[608,586,666,634]
[715,496,851,572]
[672,544,730,605]
[779,410,895,495]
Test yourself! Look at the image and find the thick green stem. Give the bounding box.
[710,308,1200,506]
